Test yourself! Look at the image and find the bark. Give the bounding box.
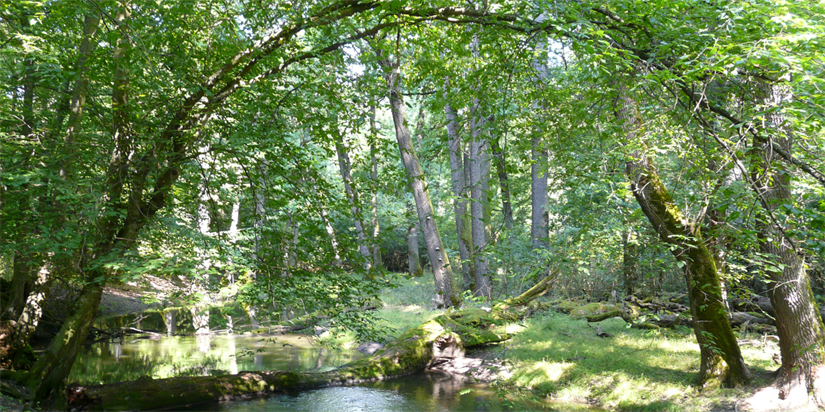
[444,87,473,291]
[60,13,100,180]
[407,221,423,277]
[740,82,825,409]
[469,90,491,300]
[379,55,460,308]
[530,27,550,252]
[25,282,104,405]
[622,229,638,297]
[333,128,373,275]
[617,83,750,388]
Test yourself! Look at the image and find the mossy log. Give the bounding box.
[73,280,554,411]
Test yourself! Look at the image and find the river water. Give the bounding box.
[69,333,597,411]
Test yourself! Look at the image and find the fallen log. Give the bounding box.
[71,281,551,411]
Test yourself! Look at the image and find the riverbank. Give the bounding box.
[327,277,778,412]
[79,276,778,411]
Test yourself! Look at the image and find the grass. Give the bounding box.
[373,275,780,412]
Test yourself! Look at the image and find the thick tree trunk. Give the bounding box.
[530,30,550,252]
[617,84,750,388]
[380,58,460,308]
[469,99,491,300]
[739,83,825,411]
[444,92,473,291]
[25,282,104,405]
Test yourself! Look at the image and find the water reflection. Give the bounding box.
[183,373,497,412]
[69,334,362,385]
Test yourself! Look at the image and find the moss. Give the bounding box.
[552,300,582,314]
[570,303,621,320]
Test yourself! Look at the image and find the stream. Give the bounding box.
[68,333,598,411]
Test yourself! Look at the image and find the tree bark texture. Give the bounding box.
[381,59,460,308]
[407,222,423,277]
[617,84,750,388]
[530,30,550,252]
[469,98,491,300]
[750,81,825,407]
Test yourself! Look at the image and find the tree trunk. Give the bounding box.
[444,88,473,292]
[407,221,423,278]
[379,56,460,308]
[469,101,491,300]
[622,229,638,297]
[369,106,383,270]
[25,282,105,406]
[530,29,550,252]
[490,136,514,232]
[739,82,825,410]
[333,127,373,275]
[617,83,750,388]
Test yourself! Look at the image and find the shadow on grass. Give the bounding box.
[502,311,774,410]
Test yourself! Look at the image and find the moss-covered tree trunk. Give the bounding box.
[617,84,750,388]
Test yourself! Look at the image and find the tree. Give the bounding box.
[374,46,461,308]
[616,80,751,387]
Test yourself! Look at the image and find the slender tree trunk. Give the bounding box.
[379,56,460,308]
[369,106,383,270]
[622,229,638,297]
[490,136,514,232]
[333,128,373,275]
[444,88,473,291]
[618,83,750,388]
[407,220,423,278]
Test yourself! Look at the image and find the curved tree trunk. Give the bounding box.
[617,83,750,388]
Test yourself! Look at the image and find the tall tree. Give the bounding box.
[445,86,474,291]
[376,47,460,308]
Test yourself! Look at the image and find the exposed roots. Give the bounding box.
[736,367,825,412]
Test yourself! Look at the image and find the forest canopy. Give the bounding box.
[1,0,824,409]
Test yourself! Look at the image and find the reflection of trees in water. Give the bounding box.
[69,335,361,385]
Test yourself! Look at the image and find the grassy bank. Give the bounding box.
[370,275,777,412]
